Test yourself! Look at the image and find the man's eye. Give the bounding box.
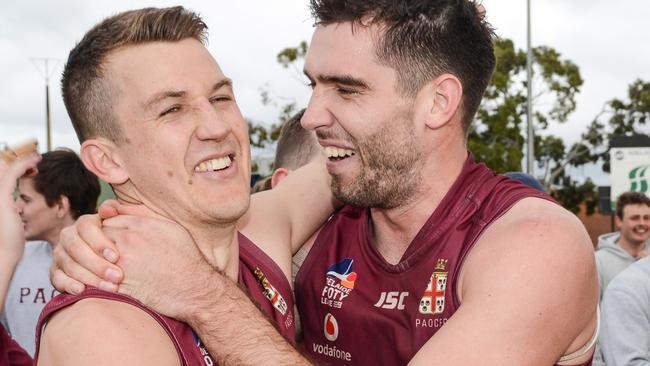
[305,81,316,89]
[337,87,358,95]
[210,95,232,103]
[160,106,180,117]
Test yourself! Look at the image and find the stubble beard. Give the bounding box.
[330,110,422,210]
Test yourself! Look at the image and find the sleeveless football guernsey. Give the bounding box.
[1,323,32,366]
[296,156,591,365]
[34,232,295,365]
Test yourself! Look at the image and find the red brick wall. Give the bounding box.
[576,203,615,248]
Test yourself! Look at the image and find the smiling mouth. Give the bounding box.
[324,147,355,161]
[194,155,233,173]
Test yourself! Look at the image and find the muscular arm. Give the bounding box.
[409,198,599,366]
[179,265,312,365]
[38,298,180,366]
[239,158,337,276]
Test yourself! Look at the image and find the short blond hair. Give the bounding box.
[62,6,208,143]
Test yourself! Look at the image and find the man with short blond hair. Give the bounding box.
[38,7,332,365]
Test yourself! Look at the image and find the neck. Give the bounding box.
[618,235,646,258]
[45,216,75,247]
[370,142,467,265]
[113,184,240,281]
[185,221,240,281]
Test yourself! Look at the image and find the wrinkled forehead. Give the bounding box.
[305,22,398,87]
[103,39,229,109]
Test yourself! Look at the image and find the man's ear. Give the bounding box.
[414,74,463,131]
[80,138,129,185]
[615,215,623,231]
[271,167,291,189]
[55,195,71,219]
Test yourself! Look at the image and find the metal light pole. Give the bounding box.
[31,58,59,152]
[526,0,534,174]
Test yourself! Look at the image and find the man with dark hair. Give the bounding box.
[38,6,331,365]
[295,1,596,364]
[596,191,650,300]
[2,149,99,356]
[592,192,650,366]
[52,1,597,365]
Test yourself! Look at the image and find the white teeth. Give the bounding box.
[194,156,232,172]
[324,146,355,159]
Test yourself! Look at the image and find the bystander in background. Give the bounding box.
[1,148,99,355]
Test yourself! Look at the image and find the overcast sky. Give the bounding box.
[1,1,648,185]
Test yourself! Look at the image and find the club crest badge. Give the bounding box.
[419,258,448,315]
[254,268,288,316]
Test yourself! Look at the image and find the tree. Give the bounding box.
[247,41,309,174]
[470,40,582,176]
[261,39,650,214]
[472,39,650,214]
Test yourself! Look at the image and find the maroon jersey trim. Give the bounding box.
[33,288,188,365]
[238,232,292,297]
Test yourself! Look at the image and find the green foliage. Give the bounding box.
[471,38,583,177]
[581,79,650,173]
[265,38,650,215]
[277,41,308,68]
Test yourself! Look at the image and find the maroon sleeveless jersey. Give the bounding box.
[34,232,295,365]
[295,157,588,365]
[1,324,32,366]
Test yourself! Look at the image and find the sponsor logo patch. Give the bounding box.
[192,331,216,365]
[324,313,339,341]
[374,291,409,310]
[254,268,288,316]
[321,258,357,308]
[312,342,352,362]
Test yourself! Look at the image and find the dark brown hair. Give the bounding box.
[616,191,650,219]
[310,0,496,132]
[62,6,208,143]
[33,149,101,219]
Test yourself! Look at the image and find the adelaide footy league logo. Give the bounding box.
[321,258,357,309]
[419,258,448,315]
[324,313,339,341]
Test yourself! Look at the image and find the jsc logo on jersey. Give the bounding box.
[321,258,357,309]
[419,258,448,315]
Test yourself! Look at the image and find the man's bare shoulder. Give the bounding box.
[464,196,596,288]
[466,197,598,361]
[410,197,598,365]
[38,297,180,366]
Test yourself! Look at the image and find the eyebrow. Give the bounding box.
[143,78,234,110]
[303,70,369,89]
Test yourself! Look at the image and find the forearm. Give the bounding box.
[185,271,312,365]
[0,257,19,313]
